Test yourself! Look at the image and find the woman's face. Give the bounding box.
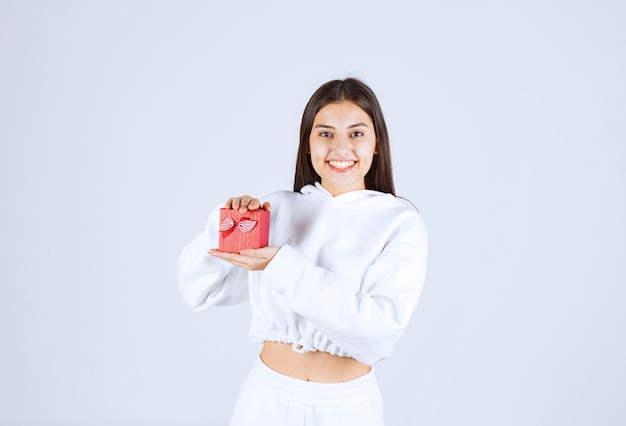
[308,101,378,196]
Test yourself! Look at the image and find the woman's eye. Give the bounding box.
[319,131,332,138]
[351,131,363,137]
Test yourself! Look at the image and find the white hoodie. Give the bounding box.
[177,183,428,365]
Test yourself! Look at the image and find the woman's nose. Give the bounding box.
[331,134,350,152]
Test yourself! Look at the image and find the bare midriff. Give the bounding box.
[260,341,371,383]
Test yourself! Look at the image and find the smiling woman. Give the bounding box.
[177,78,428,426]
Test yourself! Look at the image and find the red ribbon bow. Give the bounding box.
[219,217,258,233]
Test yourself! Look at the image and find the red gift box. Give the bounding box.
[218,208,270,253]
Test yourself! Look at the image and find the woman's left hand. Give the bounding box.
[208,246,281,271]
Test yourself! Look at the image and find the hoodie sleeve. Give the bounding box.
[261,210,427,365]
[177,204,249,310]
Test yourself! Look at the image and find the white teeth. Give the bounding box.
[328,160,355,169]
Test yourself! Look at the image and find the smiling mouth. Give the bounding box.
[328,160,356,170]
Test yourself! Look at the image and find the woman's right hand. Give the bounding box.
[208,246,280,271]
[225,195,271,213]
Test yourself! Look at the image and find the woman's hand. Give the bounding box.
[209,246,280,271]
[225,195,270,213]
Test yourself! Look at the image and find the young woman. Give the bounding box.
[177,78,428,425]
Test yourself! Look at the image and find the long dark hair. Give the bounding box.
[293,78,395,195]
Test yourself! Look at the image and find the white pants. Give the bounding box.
[229,357,384,426]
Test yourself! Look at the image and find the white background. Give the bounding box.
[1,1,624,425]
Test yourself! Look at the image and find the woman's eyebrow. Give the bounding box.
[313,122,369,129]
